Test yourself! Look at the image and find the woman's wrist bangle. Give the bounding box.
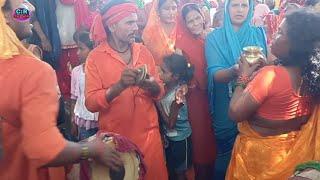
[236,74,250,88]
[80,145,89,160]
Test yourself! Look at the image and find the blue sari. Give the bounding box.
[205,0,267,179]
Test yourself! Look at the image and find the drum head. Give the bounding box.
[89,136,141,180]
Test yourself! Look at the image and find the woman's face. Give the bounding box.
[270,19,290,59]
[185,9,205,36]
[159,0,178,24]
[228,0,250,27]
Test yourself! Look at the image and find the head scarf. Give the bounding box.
[90,2,138,45]
[205,0,267,140]
[206,0,267,75]
[0,0,35,60]
[176,3,208,89]
[142,0,177,65]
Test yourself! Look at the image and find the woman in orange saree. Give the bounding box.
[175,3,216,179]
[227,9,320,179]
[142,0,178,65]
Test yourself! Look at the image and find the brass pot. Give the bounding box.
[243,46,263,65]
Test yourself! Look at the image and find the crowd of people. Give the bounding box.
[0,0,320,179]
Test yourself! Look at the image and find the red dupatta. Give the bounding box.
[142,0,177,65]
[59,0,97,29]
[176,4,208,90]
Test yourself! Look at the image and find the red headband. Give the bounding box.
[102,3,138,26]
[90,3,138,46]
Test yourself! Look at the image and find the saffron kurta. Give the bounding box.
[0,55,67,180]
[85,42,168,180]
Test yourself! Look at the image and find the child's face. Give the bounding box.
[77,42,91,64]
[159,63,174,84]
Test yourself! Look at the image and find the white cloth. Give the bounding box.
[71,64,98,121]
[56,0,77,46]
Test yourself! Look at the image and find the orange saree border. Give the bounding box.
[226,105,320,179]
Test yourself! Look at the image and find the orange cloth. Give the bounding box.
[90,2,137,46]
[176,7,216,165]
[85,42,168,180]
[90,14,108,45]
[102,3,138,26]
[226,105,320,179]
[245,66,311,120]
[0,55,67,180]
[142,0,176,65]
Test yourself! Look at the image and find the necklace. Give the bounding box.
[111,46,130,53]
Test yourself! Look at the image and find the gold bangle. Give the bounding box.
[80,145,89,160]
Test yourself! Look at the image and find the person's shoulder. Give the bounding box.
[260,65,277,71]
[14,55,54,73]
[206,27,224,42]
[134,42,148,51]
[134,43,154,57]
[257,65,279,77]
[71,64,82,74]
[207,27,223,37]
[250,66,278,86]
[87,42,108,59]
[11,55,56,83]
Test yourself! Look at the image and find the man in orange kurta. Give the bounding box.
[0,55,67,180]
[85,1,168,179]
[0,0,124,179]
[0,0,66,179]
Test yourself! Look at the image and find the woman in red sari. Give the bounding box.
[142,0,178,65]
[176,3,216,179]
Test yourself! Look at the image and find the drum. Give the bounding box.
[86,133,146,180]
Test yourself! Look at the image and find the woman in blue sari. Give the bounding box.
[205,0,267,178]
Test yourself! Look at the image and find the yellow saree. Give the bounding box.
[226,106,320,179]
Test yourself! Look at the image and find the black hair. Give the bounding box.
[285,3,301,13]
[164,53,194,84]
[266,0,275,10]
[158,0,178,10]
[73,30,94,50]
[181,3,202,22]
[212,8,224,22]
[304,0,320,6]
[282,8,320,103]
[2,0,11,11]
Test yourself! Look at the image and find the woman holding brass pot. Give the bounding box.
[227,9,320,179]
[205,0,267,178]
